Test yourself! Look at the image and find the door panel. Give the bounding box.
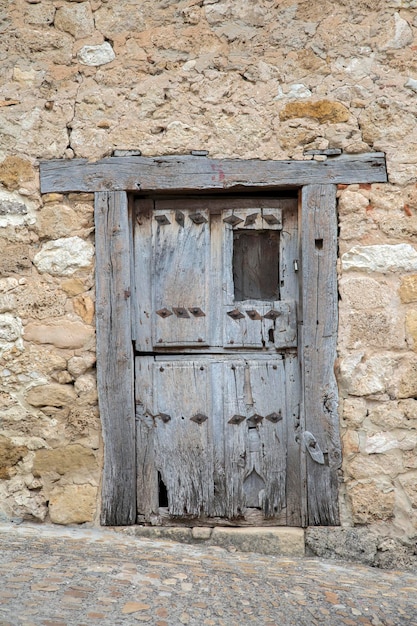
[223,359,287,518]
[151,208,210,348]
[134,196,302,525]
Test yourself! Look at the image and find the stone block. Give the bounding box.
[67,353,96,377]
[78,42,116,66]
[191,526,212,540]
[406,311,417,350]
[210,527,305,557]
[33,237,94,277]
[0,436,28,479]
[48,484,97,524]
[339,277,393,310]
[368,402,412,430]
[36,205,81,239]
[341,310,405,350]
[33,444,97,477]
[338,190,369,214]
[341,397,367,428]
[61,278,87,296]
[26,383,77,408]
[365,431,417,454]
[306,527,378,566]
[0,242,32,276]
[348,480,395,523]
[342,244,417,273]
[15,281,67,320]
[399,275,417,303]
[346,452,403,480]
[399,473,417,508]
[0,156,34,191]
[397,356,417,399]
[54,3,94,39]
[0,314,23,354]
[338,352,397,397]
[24,320,95,349]
[73,294,94,324]
[279,100,350,123]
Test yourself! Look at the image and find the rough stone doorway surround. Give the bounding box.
[39,152,388,527]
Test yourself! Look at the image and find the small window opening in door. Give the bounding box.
[233,230,280,301]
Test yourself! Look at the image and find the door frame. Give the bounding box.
[39,153,388,526]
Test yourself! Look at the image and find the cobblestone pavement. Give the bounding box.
[0,523,416,626]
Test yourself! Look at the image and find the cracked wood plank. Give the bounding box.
[40,153,387,193]
[300,184,341,525]
[95,191,136,525]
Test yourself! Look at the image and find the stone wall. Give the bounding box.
[1,0,417,563]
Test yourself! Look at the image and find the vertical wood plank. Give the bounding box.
[279,204,304,526]
[95,191,136,525]
[300,184,341,525]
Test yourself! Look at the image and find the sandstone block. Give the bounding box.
[397,356,417,399]
[0,314,23,354]
[37,204,80,239]
[33,444,97,477]
[346,452,403,480]
[0,242,32,276]
[26,383,77,408]
[341,310,405,350]
[78,42,115,66]
[399,275,417,303]
[406,311,417,350]
[24,320,95,349]
[365,431,417,454]
[368,402,413,430]
[0,278,18,293]
[48,484,97,524]
[67,353,96,377]
[0,190,36,228]
[73,294,94,324]
[348,480,395,523]
[341,397,367,428]
[0,436,28,479]
[399,473,417,508]
[15,281,67,320]
[61,278,86,296]
[0,156,34,191]
[338,190,369,214]
[339,352,396,397]
[25,2,55,25]
[382,12,413,50]
[54,2,94,39]
[339,277,392,310]
[33,237,94,277]
[342,430,359,457]
[279,100,350,123]
[342,244,417,273]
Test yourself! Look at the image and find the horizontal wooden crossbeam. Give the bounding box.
[40,153,387,194]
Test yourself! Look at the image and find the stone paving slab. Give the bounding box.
[0,523,416,626]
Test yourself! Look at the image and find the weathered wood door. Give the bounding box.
[133,195,304,525]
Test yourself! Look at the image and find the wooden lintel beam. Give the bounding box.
[40,153,387,194]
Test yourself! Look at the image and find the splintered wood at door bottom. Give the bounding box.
[135,354,301,525]
[137,507,287,527]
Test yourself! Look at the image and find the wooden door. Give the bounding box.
[133,195,303,526]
